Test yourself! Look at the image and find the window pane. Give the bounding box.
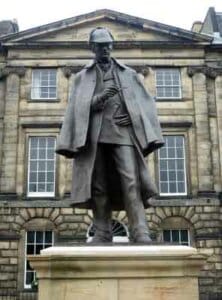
[47,161,54,171]
[181,230,188,242]
[48,137,56,148]
[178,182,185,193]
[160,171,168,181]
[47,172,54,182]
[160,182,168,193]
[26,260,33,271]
[30,161,37,171]
[169,171,176,181]
[39,161,46,171]
[29,172,37,182]
[167,136,175,147]
[26,271,34,285]
[172,230,179,242]
[163,230,171,242]
[47,183,54,192]
[45,231,53,243]
[27,231,35,243]
[30,149,37,159]
[36,231,43,243]
[169,182,176,193]
[159,147,167,158]
[160,160,167,169]
[39,149,46,159]
[27,245,34,255]
[29,184,37,192]
[38,183,45,192]
[36,244,43,254]
[168,148,175,158]
[47,149,54,159]
[31,138,38,147]
[168,160,176,170]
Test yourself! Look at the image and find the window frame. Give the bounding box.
[24,230,54,289]
[86,220,129,243]
[27,136,57,198]
[162,229,190,246]
[155,68,182,100]
[31,68,57,100]
[158,134,188,196]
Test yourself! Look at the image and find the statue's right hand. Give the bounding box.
[92,86,120,112]
[99,85,120,101]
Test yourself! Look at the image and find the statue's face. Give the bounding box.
[92,42,113,62]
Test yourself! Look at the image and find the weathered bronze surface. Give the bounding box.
[56,27,164,243]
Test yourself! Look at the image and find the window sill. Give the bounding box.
[156,98,183,102]
[156,195,189,200]
[28,99,60,103]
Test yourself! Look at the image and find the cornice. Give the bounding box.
[62,66,83,77]
[2,40,209,50]
[62,64,150,77]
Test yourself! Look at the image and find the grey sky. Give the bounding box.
[1,0,222,32]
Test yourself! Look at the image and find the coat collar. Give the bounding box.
[84,57,126,70]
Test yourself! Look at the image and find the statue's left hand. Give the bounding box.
[114,114,131,126]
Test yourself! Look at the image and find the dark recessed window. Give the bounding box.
[25,231,53,288]
[163,229,190,246]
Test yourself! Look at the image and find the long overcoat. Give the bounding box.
[56,59,164,210]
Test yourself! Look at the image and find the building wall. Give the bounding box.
[0,18,222,300]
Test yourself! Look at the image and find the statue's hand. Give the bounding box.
[91,86,120,112]
[100,85,120,101]
[114,114,131,126]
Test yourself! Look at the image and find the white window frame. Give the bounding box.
[31,68,57,100]
[158,135,187,196]
[24,231,54,289]
[27,136,56,197]
[155,68,182,99]
[86,220,129,243]
[162,229,190,246]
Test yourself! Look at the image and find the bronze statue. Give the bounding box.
[56,27,164,243]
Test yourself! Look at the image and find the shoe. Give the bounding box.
[133,233,152,244]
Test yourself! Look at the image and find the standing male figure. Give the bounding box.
[56,27,164,243]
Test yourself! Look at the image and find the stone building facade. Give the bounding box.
[0,8,221,300]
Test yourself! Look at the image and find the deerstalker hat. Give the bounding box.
[89,27,114,43]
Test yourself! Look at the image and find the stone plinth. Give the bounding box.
[29,245,207,300]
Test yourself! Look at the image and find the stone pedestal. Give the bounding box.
[29,245,207,300]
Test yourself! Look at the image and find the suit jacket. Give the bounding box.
[56,59,164,209]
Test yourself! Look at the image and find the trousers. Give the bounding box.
[91,143,150,242]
